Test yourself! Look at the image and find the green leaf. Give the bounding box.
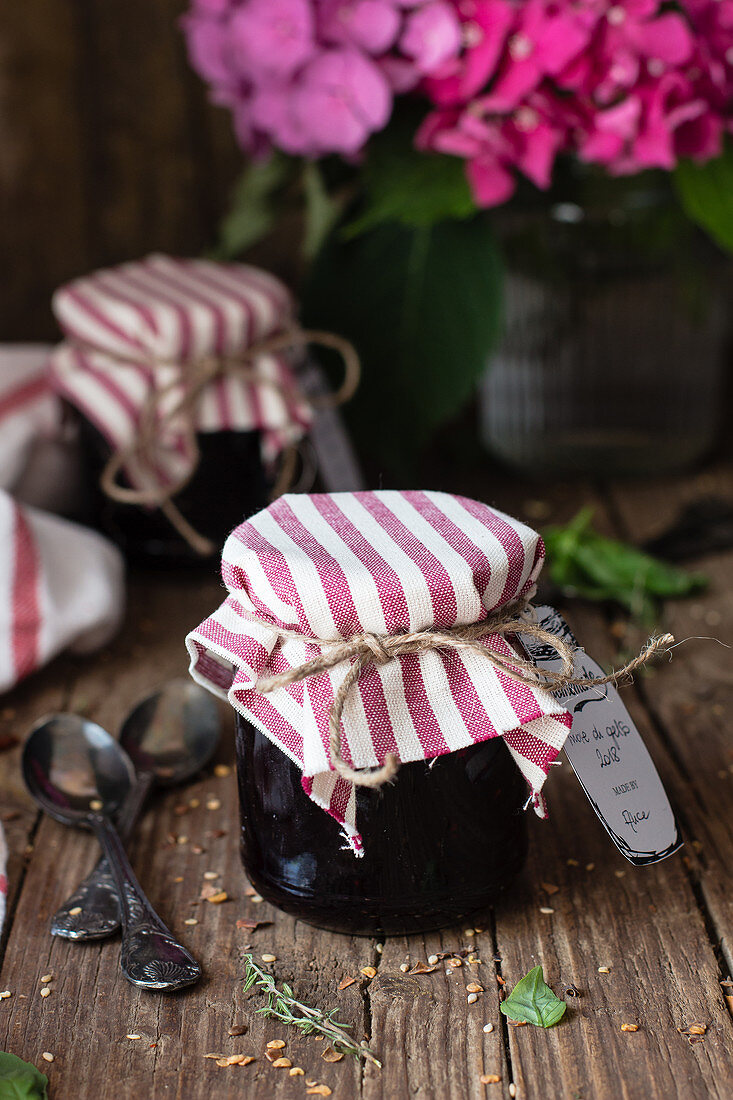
[344,106,475,237]
[213,154,293,260]
[674,144,733,254]
[543,510,707,619]
[0,1052,49,1099]
[500,966,567,1028]
[302,161,347,260]
[302,215,502,473]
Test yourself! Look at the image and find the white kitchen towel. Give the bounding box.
[0,492,125,693]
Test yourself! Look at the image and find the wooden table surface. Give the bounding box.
[1,465,732,1100]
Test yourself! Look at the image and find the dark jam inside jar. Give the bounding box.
[235,715,529,936]
[77,414,269,566]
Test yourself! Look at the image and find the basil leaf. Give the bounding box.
[500,965,567,1028]
[0,1052,49,1099]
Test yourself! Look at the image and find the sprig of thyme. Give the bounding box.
[243,954,381,1067]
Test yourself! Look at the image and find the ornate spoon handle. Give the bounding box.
[51,772,155,940]
[89,811,201,992]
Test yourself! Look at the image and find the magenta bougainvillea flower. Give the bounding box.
[183,0,733,204]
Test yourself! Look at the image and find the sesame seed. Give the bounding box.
[539,907,555,915]
[483,1023,494,1033]
[360,966,377,979]
[184,919,198,926]
[89,800,103,811]
[467,983,483,993]
[621,1023,639,1032]
[399,963,409,973]
[203,871,219,880]
[509,1084,517,1097]
[376,943,383,954]
[464,928,475,937]
[428,955,439,965]
[468,993,479,1004]
[567,858,579,866]
[0,992,11,1000]
[126,1034,141,1041]
[289,1066,305,1075]
[615,870,626,878]
[207,799,221,811]
[40,974,53,984]
[214,765,231,777]
[189,798,200,808]
[173,876,184,883]
[206,891,228,904]
[69,907,82,916]
[40,987,51,998]
[177,836,188,845]
[598,966,611,974]
[261,954,277,963]
[480,1074,501,1084]
[251,894,264,903]
[586,863,595,872]
[41,1053,54,1063]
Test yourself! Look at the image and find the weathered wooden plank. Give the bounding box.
[606,471,733,973]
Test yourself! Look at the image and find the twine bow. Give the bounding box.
[76,328,361,556]
[252,598,674,788]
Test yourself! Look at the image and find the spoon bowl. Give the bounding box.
[23,715,136,826]
[119,679,220,784]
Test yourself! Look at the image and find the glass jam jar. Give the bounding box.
[235,714,529,936]
[77,416,269,566]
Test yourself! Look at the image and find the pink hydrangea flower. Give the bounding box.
[182,0,733,197]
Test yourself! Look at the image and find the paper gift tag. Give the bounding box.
[522,606,682,865]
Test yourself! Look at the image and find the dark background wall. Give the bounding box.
[0,0,241,340]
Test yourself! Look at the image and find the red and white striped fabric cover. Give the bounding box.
[0,492,125,694]
[48,255,312,494]
[186,490,573,853]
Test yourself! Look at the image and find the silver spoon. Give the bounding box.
[23,713,202,992]
[50,680,221,941]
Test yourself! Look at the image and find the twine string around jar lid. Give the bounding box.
[72,328,361,556]
[252,596,674,788]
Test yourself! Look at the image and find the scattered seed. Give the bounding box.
[266,1040,286,1050]
[306,1087,332,1097]
[468,955,481,965]
[206,891,228,904]
[252,894,264,904]
[306,1078,319,1086]
[509,1084,517,1097]
[40,988,51,998]
[228,1024,247,1037]
[177,835,189,846]
[272,1057,292,1068]
[614,871,626,878]
[541,882,559,895]
[89,799,103,811]
[207,798,221,811]
[468,994,479,1004]
[189,798,200,809]
[322,1047,344,1063]
[214,765,231,777]
[290,1066,305,1076]
[539,907,555,915]
[464,929,475,937]
[203,871,219,881]
[597,967,611,974]
[399,963,409,973]
[41,1053,54,1063]
[40,975,53,985]
[184,919,198,926]
[126,1035,141,1041]
[481,1074,501,1084]
[566,858,579,866]
[0,992,11,1000]
[68,907,82,918]
[509,1021,527,1027]
[409,962,438,975]
[261,954,277,963]
[483,1023,494,1034]
[428,955,439,965]
[448,958,463,969]
[174,876,184,884]
[621,1024,639,1032]
[585,863,595,872]
[467,983,484,993]
[338,977,356,990]
[361,966,377,979]
[376,943,383,954]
